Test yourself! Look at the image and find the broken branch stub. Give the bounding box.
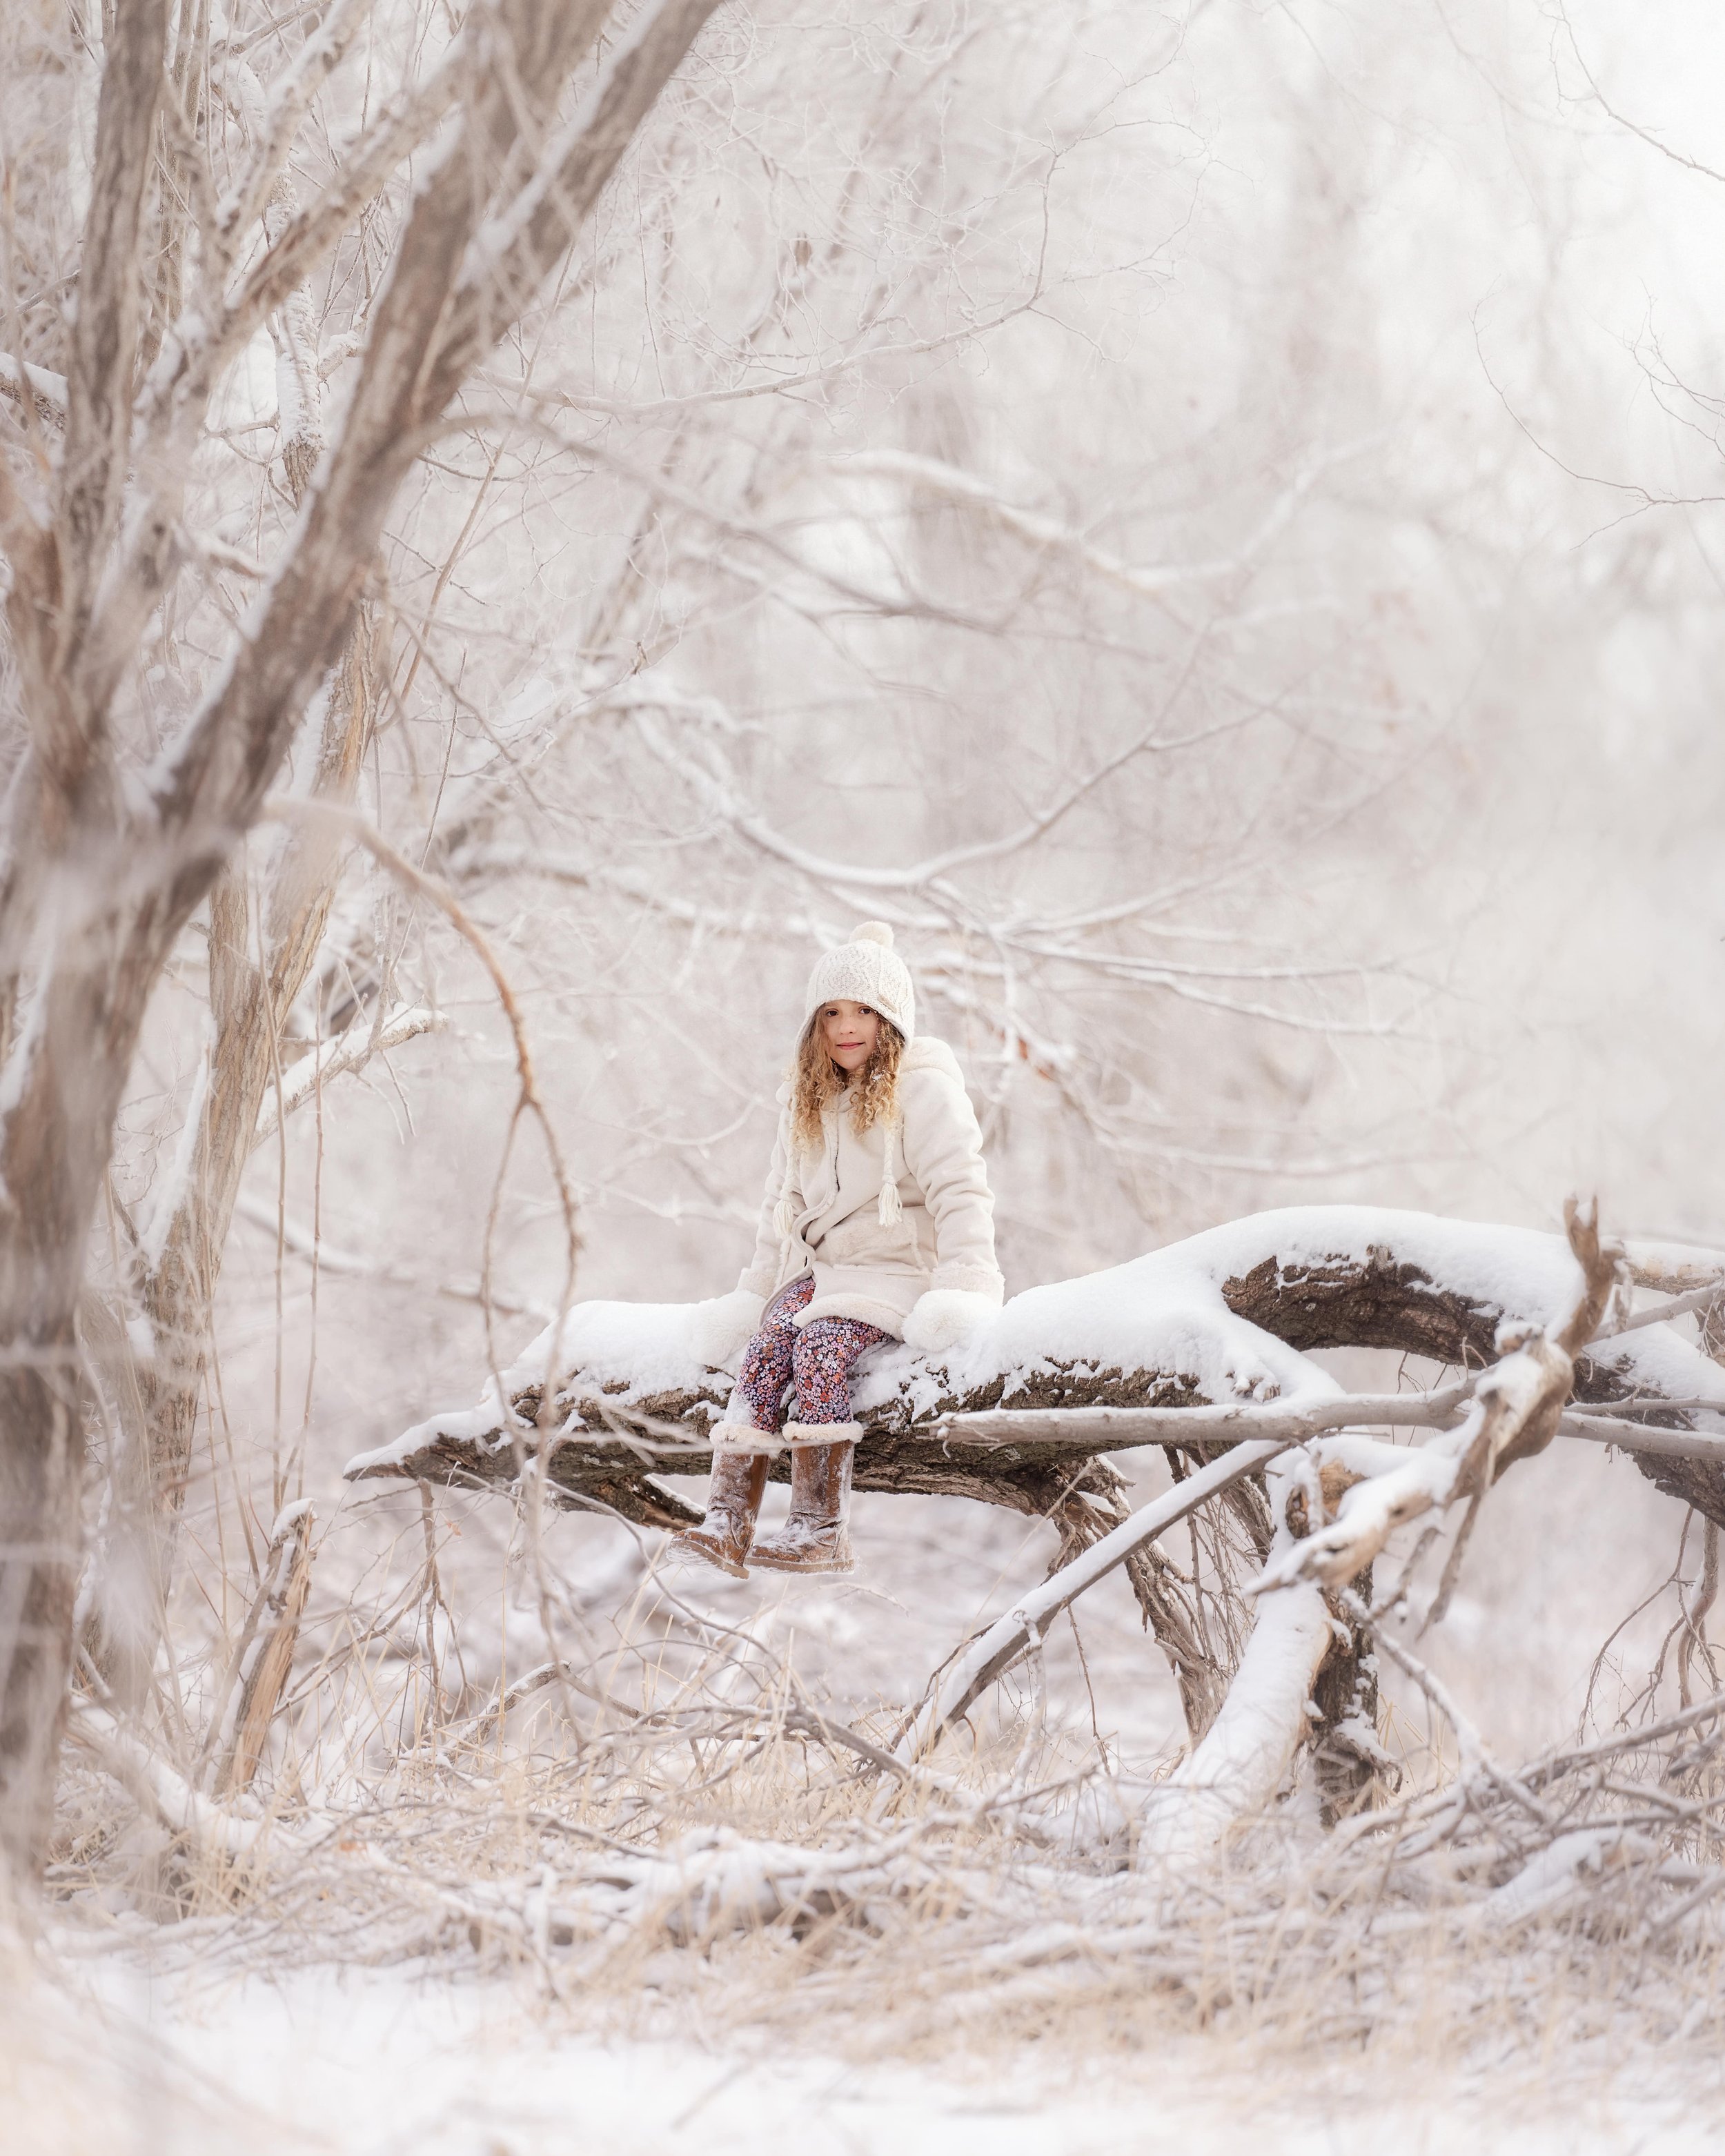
[212,1503,316,1796]
[1492,1196,1617,1473]
[1250,1352,1567,1597]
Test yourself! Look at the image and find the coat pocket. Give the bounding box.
[813,1202,925,1273]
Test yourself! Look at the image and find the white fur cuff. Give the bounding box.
[781,1419,863,1448]
[929,1264,1005,1301]
[708,1421,785,1457]
[688,1287,767,1368]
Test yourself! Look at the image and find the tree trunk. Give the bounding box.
[0,924,159,1880]
[138,600,382,1543]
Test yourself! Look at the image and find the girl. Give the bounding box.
[678,922,1003,1576]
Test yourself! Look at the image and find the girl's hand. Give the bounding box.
[903,1289,996,1356]
[688,1288,767,1367]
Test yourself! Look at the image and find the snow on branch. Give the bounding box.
[1252,1200,1614,1598]
[253,1002,443,1144]
[347,1198,1725,1845]
[66,1702,288,1861]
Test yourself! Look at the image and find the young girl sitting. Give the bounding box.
[678,923,1004,1577]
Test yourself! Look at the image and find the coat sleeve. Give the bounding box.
[897,1067,1005,1302]
[737,1094,798,1298]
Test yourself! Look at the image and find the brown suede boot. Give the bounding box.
[669,1428,774,1577]
[747,1423,858,1574]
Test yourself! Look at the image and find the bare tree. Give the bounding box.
[0,0,727,1887]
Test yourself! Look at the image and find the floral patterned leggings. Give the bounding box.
[732,1275,888,1433]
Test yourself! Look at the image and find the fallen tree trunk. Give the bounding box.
[348,1206,1725,1527]
[348,1205,1725,1777]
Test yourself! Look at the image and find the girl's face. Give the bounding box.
[820,1000,880,1075]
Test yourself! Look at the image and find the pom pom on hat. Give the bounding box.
[802,920,915,1040]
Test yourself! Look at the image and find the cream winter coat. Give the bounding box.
[737,1037,1004,1336]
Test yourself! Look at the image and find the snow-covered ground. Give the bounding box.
[31,1287,1711,2156]
[13,1952,1717,2156]
[25,1287,1725,2156]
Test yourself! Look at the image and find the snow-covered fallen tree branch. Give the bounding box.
[64,1703,296,1862]
[345,1201,1725,1842]
[348,1201,1725,1543]
[1252,1200,1611,1598]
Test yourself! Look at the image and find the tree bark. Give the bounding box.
[0,924,160,1882]
[1220,1243,1725,1525]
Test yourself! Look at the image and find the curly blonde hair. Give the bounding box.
[791,1009,905,1149]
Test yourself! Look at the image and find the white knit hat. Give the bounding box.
[802,921,915,1042]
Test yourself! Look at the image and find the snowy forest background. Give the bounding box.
[6,0,1725,2148]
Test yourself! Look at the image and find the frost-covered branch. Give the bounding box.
[66,1702,286,1861]
[934,1381,1471,1452]
[253,1003,443,1145]
[827,444,1352,604]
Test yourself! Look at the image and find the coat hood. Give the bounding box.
[900,1036,965,1087]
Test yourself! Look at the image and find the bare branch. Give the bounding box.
[900,1438,1294,1759]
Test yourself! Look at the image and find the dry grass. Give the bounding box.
[37,1527,1725,2131]
[25,1458,1725,2156]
